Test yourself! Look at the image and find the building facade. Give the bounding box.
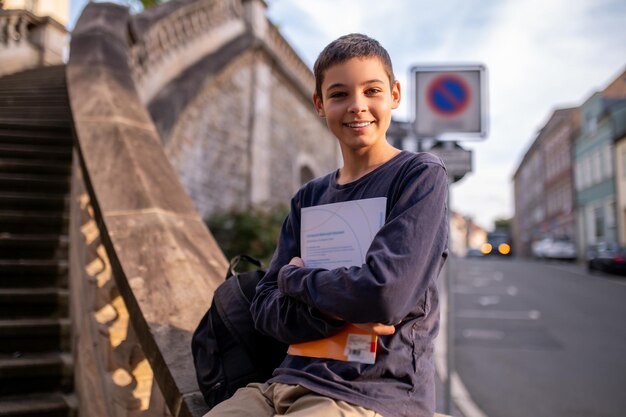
[573,69,626,255]
[513,135,545,257]
[0,0,69,76]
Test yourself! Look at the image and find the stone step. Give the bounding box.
[0,159,71,175]
[0,173,70,193]
[0,210,68,234]
[0,129,72,146]
[0,260,68,288]
[0,353,73,396]
[0,392,76,417]
[0,110,71,121]
[0,318,70,354]
[0,288,68,319]
[0,192,67,211]
[0,172,70,191]
[0,119,71,130]
[0,144,71,162]
[0,233,68,260]
[0,95,68,103]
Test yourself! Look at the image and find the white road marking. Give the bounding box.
[478,295,501,306]
[453,285,518,296]
[457,309,541,320]
[462,328,505,340]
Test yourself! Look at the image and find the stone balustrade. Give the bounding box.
[0,9,38,47]
[129,0,245,103]
[263,22,315,96]
[68,3,228,416]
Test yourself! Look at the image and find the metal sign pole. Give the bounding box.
[444,151,455,415]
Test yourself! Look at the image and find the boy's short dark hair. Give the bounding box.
[313,33,395,100]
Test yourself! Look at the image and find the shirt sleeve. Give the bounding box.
[250,192,346,345]
[277,161,448,325]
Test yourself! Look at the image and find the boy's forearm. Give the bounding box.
[251,282,345,344]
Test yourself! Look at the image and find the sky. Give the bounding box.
[69,0,626,230]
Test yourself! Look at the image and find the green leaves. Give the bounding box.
[205,206,289,267]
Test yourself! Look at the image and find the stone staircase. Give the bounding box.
[0,66,76,416]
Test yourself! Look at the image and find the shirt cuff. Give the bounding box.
[277,264,298,295]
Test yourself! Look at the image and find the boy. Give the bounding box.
[205,33,448,417]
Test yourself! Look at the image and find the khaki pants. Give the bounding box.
[203,382,381,417]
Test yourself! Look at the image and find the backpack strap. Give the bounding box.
[213,275,262,362]
[227,254,263,279]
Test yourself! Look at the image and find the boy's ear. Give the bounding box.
[391,80,401,110]
[313,93,325,117]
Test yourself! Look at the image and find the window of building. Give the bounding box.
[594,206,605,240]
[604,145,613,180]
[593,150,602,184]
[575,160,582,190]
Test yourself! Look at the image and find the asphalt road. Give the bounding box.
[449,256,626,417]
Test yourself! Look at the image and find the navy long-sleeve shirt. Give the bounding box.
[250,151,448,417]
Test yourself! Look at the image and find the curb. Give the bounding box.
[436,260,489,417]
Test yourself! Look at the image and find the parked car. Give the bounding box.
[531,238,552,259]
[532,237,576,261]
[587,243,626,276]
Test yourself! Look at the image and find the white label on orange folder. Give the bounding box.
[344,333,376,364]
[288,324,378,364]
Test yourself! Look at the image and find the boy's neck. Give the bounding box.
[337,142,401,185]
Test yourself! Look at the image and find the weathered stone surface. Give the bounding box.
[67,65,152,127]
[102,212,226,414]
[70,3,130,70]
[148,32,254,143]
[68,3,229,416]
[163,49,339,219]
[165,51,254,218]
[73,120,198,216]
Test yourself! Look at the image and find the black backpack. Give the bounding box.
[191,255,288,407]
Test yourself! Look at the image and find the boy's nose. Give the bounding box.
[347,96,367,113]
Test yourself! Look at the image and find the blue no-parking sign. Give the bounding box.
[412,65,487,139]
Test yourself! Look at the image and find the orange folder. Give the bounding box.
[288,324,377,364]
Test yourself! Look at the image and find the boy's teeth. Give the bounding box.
[347,122,371,127]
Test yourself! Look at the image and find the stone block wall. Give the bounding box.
[165,52,253,219]
[164,50,338,220]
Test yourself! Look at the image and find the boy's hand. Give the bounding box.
[352,322,396,335]
[289,257,305,267]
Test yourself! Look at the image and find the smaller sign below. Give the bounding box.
[428,146,472,182]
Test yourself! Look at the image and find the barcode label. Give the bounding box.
[344,334,376,364]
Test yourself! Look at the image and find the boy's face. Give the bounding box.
[313,57,400,154]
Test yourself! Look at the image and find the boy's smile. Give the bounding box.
[313,57,401,155]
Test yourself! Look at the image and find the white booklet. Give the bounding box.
[290,197,387,364]
[301,197,387,269]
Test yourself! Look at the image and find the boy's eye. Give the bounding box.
[329,92,347,99]
[365,88,382,95]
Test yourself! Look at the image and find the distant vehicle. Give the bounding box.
[466,248,484,258]
[481,232,512,257]
[532,237,576,261]
[531,238,552,259]
[587,242,626,276]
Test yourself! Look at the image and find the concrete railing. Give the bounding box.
[67,3,228,416]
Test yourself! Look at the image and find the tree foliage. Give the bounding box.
[205,206,289,267]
